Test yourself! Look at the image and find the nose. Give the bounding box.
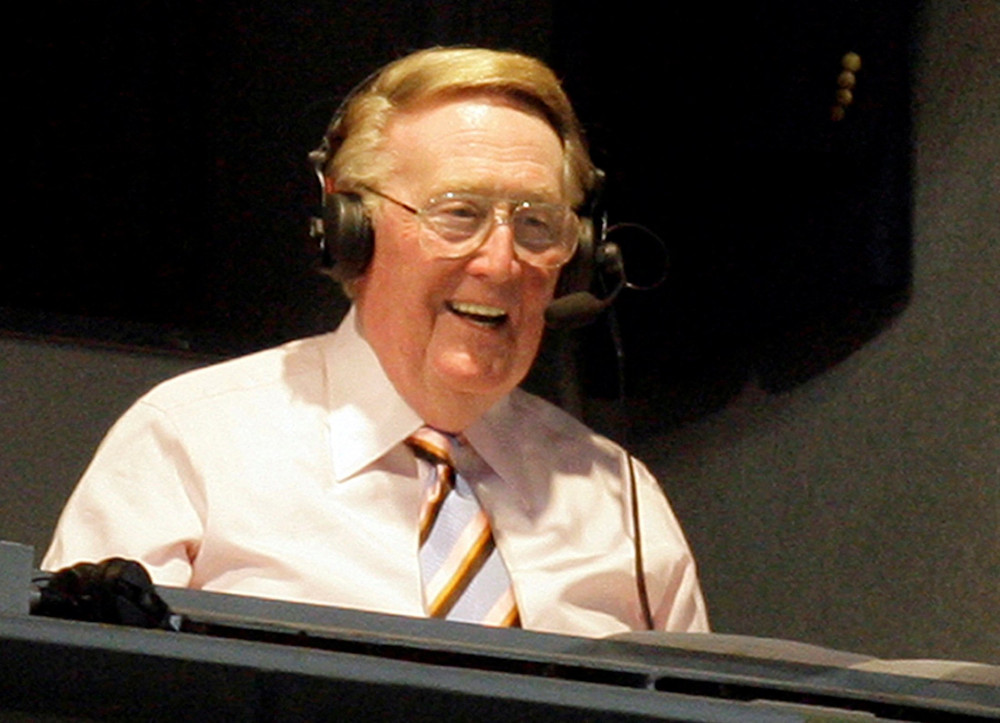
[465,211,520,282]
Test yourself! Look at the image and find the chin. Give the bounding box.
[433,357,522,399]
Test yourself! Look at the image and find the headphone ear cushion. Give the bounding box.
[555,216,595,297]
[321,192,374,282]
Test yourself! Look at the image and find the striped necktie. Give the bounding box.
[406,427,520,628]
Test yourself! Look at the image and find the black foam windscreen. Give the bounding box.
[33,558,176,630]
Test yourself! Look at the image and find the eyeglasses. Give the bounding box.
[363,186,580,269]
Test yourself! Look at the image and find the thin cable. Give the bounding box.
[627,454,655,630]
[605,303,654,630]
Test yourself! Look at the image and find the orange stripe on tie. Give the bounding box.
[427,516,494,618]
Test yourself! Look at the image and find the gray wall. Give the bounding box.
[0,341,204,563]
[637,0,999,664]
[1,1,996,664]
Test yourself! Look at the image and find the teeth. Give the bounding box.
[447,301,508,324]
[450,301,506,318]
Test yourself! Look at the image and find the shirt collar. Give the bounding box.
[322,306,533,514]
[322,306,423,481]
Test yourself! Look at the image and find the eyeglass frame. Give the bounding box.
[360,185,581,269]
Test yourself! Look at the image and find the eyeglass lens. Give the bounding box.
[422,194,577,267]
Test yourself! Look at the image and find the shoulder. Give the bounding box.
[469,388,631,491]
[503,388,624,459]
[137,333,335,416]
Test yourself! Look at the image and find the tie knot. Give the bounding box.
[406,426,455,467]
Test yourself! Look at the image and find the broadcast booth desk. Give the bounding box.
[2,542,997,721]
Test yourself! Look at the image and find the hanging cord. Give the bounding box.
[604,298,655,631]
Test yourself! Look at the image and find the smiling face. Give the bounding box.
[353,93,565,432]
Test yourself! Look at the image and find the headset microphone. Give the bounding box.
[545,222,669,329]
[544,241,625,329]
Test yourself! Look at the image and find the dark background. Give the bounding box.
[3,0,916,436]
[4,1,998,665]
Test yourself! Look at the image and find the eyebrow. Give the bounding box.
[425,183,564,205]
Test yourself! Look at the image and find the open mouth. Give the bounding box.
[446,300,508,327]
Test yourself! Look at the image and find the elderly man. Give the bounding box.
[44,47,708,637]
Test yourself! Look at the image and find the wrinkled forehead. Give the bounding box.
[382,92,567,200]
[381,90,572,199]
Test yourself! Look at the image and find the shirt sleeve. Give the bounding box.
[631,456,711,633]
[42,399,205,587]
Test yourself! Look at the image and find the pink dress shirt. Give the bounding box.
[43,308,708,637]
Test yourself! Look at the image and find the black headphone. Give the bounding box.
[307,66,621,329]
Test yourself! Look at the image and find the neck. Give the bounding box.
[352,304,504,434]
[409,391,496,435]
